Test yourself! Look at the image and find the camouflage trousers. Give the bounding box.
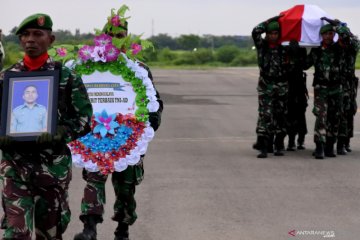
[79,156,144,225]
[0,150,72,240]
[256,78,288,137]
[313,85,343,143]
[338,83,358,138]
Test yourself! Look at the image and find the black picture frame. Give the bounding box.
[0,70,59,141]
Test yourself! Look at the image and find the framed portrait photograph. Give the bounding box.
[0,70,59,141]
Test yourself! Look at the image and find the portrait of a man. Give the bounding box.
[10,84,47,133]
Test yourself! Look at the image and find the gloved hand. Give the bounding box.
[321,17,341,26]
[0,136,13,150]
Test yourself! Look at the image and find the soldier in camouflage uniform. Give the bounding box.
[304,23,344,159]
[252,15,289,158]
[0,13,92,239]
[334,22,359,155]
[74,7,163,240]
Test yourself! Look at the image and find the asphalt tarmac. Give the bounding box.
[2,68,360,239]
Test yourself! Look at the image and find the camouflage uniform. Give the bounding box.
[337,26,359,148]
[79,64,163,226]
[252,21,289,152]
[305,33,343,145]
[0,58,92,239]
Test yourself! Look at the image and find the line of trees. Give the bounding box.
[1,28,255,67]
[2,28,360,68]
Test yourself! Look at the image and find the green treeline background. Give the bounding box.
[2,28,360,68]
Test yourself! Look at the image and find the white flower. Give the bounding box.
[147,100,160,112]
[84,160,99,172]
[114,159,128,172]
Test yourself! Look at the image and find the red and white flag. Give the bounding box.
[278,5,334,46]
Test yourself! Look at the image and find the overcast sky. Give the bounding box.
[1,0,359,38]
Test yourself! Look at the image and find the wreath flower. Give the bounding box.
[94,33,113,46]
[131,43,142,55]
[78,45,94,62]
[56,47,68,57]
[93,110,120,137]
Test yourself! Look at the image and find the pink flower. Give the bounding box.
[111,15,121,27]
[131,43,142,55]
[78,45,94,62]
[56,47,67,57]
[104,44,120,62]
[94,34,113,46]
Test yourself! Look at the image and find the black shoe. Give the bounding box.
[257,152,267,158]
[256,136,268,158]
[324,137,336,157]
[274,150,284,156]
[114,223,130,240]
[297,134,306,150]
[314,142,324,159]
[345,145,352,152]
[74,215,99,240]
[287,144,296,151]
[274,133,285,156]
[344,137,352,152]
[297,144,305,150]
[287,134,296,151]
[337,137,347,155]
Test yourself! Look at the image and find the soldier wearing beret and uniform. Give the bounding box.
[74,6,163,240]
[252,15,289,158]
[332,21,360,155]
[304,23,344,159]
[0,13,93,239]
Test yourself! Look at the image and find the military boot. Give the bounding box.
[336,137,347,155]
[74,215,99,240]
[252,136,261,150]
[344,137,352,152]
[274,133,285,156]
[297,134,305,150]
[314,142,324,159]
[114,223,130,240]
[324,137,336,157]
[257,136,268,158]
[286,134,296,151]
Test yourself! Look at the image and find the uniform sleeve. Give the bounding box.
[335,26,360,52]
[59,68,93,143]
[252,22,266,49]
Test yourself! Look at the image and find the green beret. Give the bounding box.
[16,13,53,35]
[320,24,334,34]
[266,21,280,32]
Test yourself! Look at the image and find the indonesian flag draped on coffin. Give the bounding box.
[278,4,335,46]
